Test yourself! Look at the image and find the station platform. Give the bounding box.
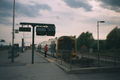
[0,49,120,80]
[0,49,80,80]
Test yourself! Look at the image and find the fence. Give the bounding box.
[55,50,73,69]
[55,49,120,69]
[79,49,120,67]
[0,46,10,51]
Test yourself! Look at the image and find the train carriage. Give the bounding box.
[37,36,77,61]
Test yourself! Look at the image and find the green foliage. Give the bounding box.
[99,40,106,49]
[77,31,94,50]
[70,35,76,39]
[106,26,120,49]
[91,42,97,50]
[91,40,106,51]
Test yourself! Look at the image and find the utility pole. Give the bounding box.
[12,0,15,62]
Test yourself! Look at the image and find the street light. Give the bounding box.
[12,0,15,62]
[97,21,105,67]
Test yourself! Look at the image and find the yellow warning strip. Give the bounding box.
[35,51,55,63]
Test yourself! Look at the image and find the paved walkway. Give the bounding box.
[0,50,80,80]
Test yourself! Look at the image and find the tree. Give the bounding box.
[70,35,76,39]
[91,40,106,51]
[106,26,120,49]
[99,40,106,49]
[77,31,94,50]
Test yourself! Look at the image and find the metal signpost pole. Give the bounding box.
[61,50,62,65]
[32,25,35,64]
[19,22,55,64]
[22,38,24,53]
[70,50,72,69]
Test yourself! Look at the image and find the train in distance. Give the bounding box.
[35,36,77,61]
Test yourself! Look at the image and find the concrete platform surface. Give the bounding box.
[0,49,120,80]
[0,50,79,80]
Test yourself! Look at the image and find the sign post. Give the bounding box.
[19,22,56,64]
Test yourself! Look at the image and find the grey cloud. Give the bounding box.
[96,0,120,12]
[0,0,13,25]
[63,0,93,11]
[0,0,52,25]
[15,1,52,17]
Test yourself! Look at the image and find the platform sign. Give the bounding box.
[36,26,55,36]
[19,22,56,64]
[36,27,46,35]
[19,27,31,32]
[99,21,105,23]
[46,26,55,36]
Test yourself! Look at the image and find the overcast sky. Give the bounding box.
[0,0,120,46]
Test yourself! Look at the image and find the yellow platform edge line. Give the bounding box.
[35,51,55,63]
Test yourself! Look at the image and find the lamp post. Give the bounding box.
[97,21,105,67]
[12,0,15,62]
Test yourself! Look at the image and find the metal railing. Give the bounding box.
[78,50,120,67]
[55,50,73,69]
[55,49,120,69]
[37,49,120,69]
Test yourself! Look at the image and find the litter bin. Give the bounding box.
[8,49,19,58]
